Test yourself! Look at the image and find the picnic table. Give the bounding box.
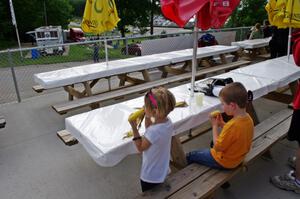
[63,55,300,167]
[231,37,271,59]
[33,45,240,101]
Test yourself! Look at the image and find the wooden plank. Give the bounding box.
[32,85,44,93]
[52,60,251,114]
[136,164,210,199]
[263,92,293,104]
[252,109,292,140]
[244,116,291,164]
[169,168,241,199]
[57,130,78,146]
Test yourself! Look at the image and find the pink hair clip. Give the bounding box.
[147,91,158,108]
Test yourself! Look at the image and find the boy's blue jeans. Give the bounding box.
[186,148,224,169]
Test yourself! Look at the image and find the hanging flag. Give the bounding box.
[9,0,16,26]
[81,0,120,34]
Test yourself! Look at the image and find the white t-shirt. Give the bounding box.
[140,119,174,183]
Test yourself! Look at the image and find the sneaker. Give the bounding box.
[288,156,296,169]
[270,174,300,194]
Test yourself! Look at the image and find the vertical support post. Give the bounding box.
[125,37,128,55]
[191,15,198,97]
[8,50,21,102]
[104,38,108,65]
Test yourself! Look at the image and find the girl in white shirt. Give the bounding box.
[129,87,176,192]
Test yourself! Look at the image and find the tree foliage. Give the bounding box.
[0,0,73,41]
[226,0,268,27]
[115,0,160,37]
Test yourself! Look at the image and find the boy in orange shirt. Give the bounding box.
[186,82,254,170]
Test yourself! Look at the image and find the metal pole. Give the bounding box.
[191,16,198,97]
[44,0,48,26]
[9,0,23,58]
[287,27,292,62]
[105,38,108,65]
[8,50,21,102]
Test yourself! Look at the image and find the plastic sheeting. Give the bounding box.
[232,55,300,88]
[65,56,299,167]
[231,37,271,49]
[34,45,239,89]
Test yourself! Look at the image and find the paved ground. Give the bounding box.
[0,76,299,199]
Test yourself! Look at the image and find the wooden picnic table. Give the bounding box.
[33,45,240,101]
[231,37,271,60]
[61,55,300,168]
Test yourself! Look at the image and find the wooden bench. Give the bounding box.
[0,116,6,129]
[138,108,293,199]
[52,60,251,115]
[32,85,45,93]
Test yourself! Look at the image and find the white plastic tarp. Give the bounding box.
[34,45,239,89]
[232,56,300,88]
[231,37,271,49]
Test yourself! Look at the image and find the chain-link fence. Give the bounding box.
[0,26,251,105]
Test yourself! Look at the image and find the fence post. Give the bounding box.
[104,38,108,64]
[125,37,128,55]
[8,49,21,103]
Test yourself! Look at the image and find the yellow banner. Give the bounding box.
[81,0,120,34]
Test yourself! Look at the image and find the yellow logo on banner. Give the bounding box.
[81,0,120,34]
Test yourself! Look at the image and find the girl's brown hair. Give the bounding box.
[144,87,176,118]
[219,82,248,108]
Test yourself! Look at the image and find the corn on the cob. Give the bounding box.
[128,108,145,122]
[210,110,221,117]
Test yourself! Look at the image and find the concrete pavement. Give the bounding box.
[0,76,299,199]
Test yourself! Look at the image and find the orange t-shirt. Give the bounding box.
[210,114,254,169]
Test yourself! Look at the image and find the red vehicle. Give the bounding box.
[70,28,85,42]
[121,43,142,56]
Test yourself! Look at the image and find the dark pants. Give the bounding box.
[140,179,161,192]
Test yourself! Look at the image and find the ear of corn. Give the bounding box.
[210,110,221,117]
[175,101,188,107]
[128,108,145,122]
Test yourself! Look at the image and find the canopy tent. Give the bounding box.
[160,0,240,95]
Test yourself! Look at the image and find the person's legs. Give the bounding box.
[186,148,224,169]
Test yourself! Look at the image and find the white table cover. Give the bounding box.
[232,56,300,88]
[34,45,239,89]
[65,58,295,167]
[231,37,271,49]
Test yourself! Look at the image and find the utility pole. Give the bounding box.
[44,0,48,26]
[150,0,154,35]
[8,0,23,58]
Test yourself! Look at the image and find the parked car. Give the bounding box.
[121,43,142,56]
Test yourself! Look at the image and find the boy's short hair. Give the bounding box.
[219,82,248,108]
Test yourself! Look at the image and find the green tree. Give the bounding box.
[69,0,85,17]
[226,0,268,27]
[0,0,73,42]
[115,0,153,37]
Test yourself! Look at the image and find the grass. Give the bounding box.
[0,44,132,68]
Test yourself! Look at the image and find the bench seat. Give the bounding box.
[139,108,293,199]
[52,60,251,114]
